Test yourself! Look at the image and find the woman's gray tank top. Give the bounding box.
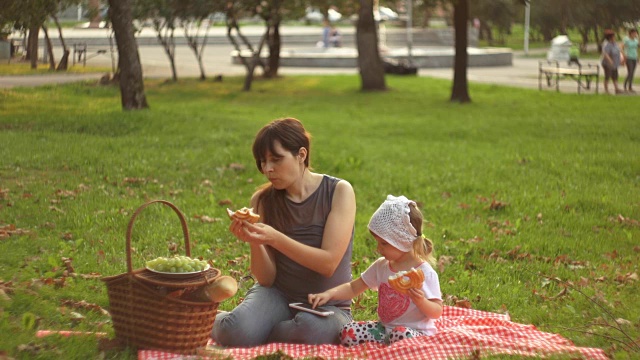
[273,175,354,307]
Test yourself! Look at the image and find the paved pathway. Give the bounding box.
[1,25,637,95]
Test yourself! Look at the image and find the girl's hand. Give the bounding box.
[308,292,331,308]
[407,288,426,302]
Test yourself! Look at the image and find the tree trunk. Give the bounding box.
[225,9,265,91]
[264,0,281,78]
[156,26,178,82]
[450,0,471,103]
[42,26,56,70]
[264,20,281,78]
[184,21,209,80]
[53,15,70,71]
[108,0,149,110]
[88,0,102,29]
[243,33,267,91]
[579,28,589,53]
[422,7,430,28]
[356,0,386,91]
[27,26,39,70]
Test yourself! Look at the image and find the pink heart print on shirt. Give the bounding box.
[378,283,410,323]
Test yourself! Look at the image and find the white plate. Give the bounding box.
[146,264,210,278]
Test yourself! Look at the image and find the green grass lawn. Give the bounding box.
[0,75,639,359]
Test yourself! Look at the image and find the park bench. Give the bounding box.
[538,60,600,94]
[73,43,107,66]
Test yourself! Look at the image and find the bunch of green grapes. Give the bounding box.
[146,255,208,273]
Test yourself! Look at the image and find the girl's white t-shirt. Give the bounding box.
[361,257,442,335]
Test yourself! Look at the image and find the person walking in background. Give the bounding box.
[308,195,442,347]
[601,29,623,95]
[329,25,342,48]
[622,28,638,93]
[322,19,331,48]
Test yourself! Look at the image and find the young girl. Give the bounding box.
[309,195,442,346]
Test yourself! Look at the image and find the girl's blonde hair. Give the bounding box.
[408,203,436,266]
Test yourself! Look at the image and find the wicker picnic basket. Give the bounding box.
[102,200,221,354]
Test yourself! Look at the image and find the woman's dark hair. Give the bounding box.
[252,118,311,230]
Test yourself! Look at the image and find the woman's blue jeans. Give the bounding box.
[211,284,353,347]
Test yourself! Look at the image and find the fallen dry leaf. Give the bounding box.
[62,257,75,273]
[55,189,77,198]
[228,255,249,266]
[455,299,473,309]
[72,272,102,280]
[194,215,222,223]
[487,199,508,211]
[122,177,146,185]
[614,318,632,326]
[218,199,233,206]
[613,214,640,227]
[61,299,110,315]
[0,224,31,239]
[437,255,454,273]
[614,272,638,284]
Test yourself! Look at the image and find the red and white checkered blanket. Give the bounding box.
[138,306,609,360]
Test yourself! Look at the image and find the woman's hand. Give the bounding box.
[229,219,278,286]
[229,220,279,247]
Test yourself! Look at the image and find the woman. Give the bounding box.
[601,29,623,94]
[212,118,357,346]
[622,28,638,93]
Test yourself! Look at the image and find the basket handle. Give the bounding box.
[126,200,190,273]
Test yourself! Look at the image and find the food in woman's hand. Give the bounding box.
[146,255,208,273]
[388,267,424,294]
[226,207,260,223]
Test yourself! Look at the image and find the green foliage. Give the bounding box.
[0,76,639,359]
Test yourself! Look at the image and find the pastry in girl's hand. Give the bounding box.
[388,267,424,294]
[226,207,260,223]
